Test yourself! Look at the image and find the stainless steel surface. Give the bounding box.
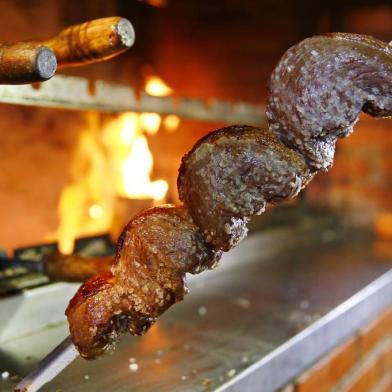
[221,269,392,392]
[0,282,78,344]
[0,226,391,392]
[14,337,78,392]
[0,75,266,125]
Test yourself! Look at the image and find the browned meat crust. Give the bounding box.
[178,125,311,250]
[67,32,392,359]
[267,33,392,171]
[66,205,221,358]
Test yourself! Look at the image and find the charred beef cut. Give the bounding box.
[66,33,392,359]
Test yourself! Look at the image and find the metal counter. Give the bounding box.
[0,222,391,391]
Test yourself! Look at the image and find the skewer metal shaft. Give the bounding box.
[14,336,78,392]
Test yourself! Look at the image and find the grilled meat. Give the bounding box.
[66,205,220,358]
[66,33,392,359]
[267,33,392,171]
[178,125,312,251]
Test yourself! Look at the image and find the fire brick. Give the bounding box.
[343,355,384,392]
[359,307,392,356]
[294,337,359,392]
[286,307,392,392]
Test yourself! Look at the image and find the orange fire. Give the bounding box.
[55,113,115,254]
[140,112,162,135]
[55,111,168,254]
[141,0,167,8]
[103,113,168,200]
[145,77,181,133]
[163,114,180,132]
[145,76,173,97]
[54,75,177,254]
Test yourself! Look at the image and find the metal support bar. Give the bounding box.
[0,75,266,125]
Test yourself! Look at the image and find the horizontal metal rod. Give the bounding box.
[0,75,266,125]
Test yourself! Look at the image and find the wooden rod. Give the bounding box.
[0,43,56,84]
[43,17,135,68]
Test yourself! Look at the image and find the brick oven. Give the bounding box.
[0,1,391,391]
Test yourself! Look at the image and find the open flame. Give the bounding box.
[103,113,168,200]
[55,111,168,254]
[140,113,162,135]
[54,75,176,254]
[145,76,173,97]
[163,114,180,132]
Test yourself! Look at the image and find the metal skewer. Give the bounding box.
[14,336,79,392]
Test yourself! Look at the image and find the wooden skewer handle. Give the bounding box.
[0,43,56,84]
[43,16,135,68]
